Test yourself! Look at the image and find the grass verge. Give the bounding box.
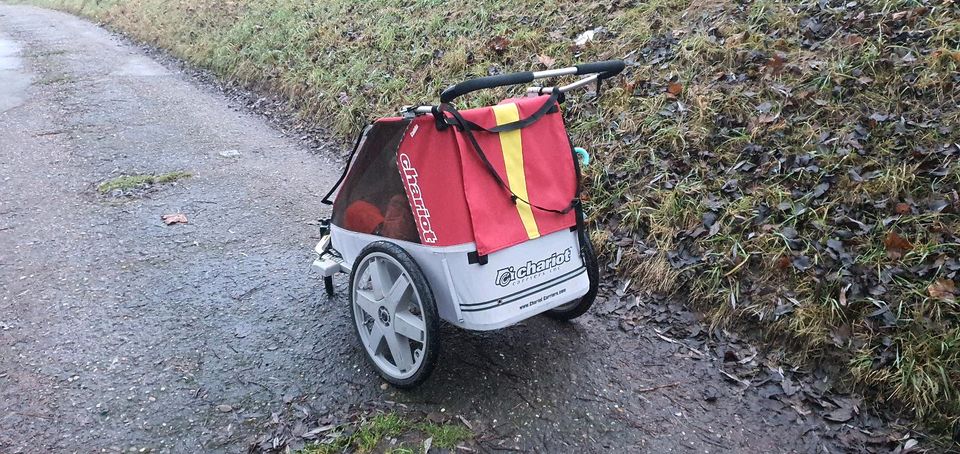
[301,412,472,454]
[97,171,191,193]
[25,0,960,436]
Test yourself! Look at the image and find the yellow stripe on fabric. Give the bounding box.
[492,103,540,240]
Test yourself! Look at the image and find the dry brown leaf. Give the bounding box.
[162,213,188,225]
[891,6,929,22]
[775,255,791,270]
[841,34,865,47]
[928,279,956,303]
[666,82,683,97]
[486,36,510,55]
[931,48,960,63]
[884,231,912,251]
[884,231,913,259]
[766,53,787,74]
[537,55,556,68]
[824,406,854,423]
[757,113,780,124]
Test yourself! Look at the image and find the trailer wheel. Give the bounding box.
[349,241,439,388]
[544,230,599,321]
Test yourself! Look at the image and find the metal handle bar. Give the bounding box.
[439,60,624,103]
[526,74,599,95]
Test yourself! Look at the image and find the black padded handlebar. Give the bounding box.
[440,71,534,103]
[574,60,625,77]
[440,60,625,103]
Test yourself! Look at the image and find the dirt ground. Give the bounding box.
[0,5,918,453]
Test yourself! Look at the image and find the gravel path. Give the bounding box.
[0,5,900,453]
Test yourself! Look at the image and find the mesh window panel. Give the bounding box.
[331,119,420,243]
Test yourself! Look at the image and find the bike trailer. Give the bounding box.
[314,61,624,386]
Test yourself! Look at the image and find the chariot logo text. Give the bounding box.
[399,153,437,243]
[496,248,572,287]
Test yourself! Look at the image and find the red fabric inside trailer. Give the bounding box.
[332,118,422,243]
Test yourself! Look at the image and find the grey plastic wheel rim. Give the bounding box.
[352,252,427,380]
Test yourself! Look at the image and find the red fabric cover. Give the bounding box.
[454,97,576,254]
[396,95,577,255]
[344,200,384,234]
[395,118,475,247]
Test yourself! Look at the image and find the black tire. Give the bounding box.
[544,230,599,321]
[349,241,440,388]
[324,276,334,296]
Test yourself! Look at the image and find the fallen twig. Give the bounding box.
[13,411,49,420]
[34,130,68,137]
[653,329,706,358]
[457,414,474,430]
[479,442,525,452]
[636,381,683,393]
[719,369,751,387]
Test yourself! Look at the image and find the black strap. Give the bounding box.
[467,251,488,265]
[321,126,367,205]
[442,91,562,133]
[435,98,577,215]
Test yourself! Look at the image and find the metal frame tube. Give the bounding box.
[526,74,599,95]
[530,67,578,79]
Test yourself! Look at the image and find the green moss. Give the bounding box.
[415,420,473,448]
[34,74,72,85]
[97,171,191,193]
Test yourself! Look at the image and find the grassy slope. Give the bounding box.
[29,0,959,433]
